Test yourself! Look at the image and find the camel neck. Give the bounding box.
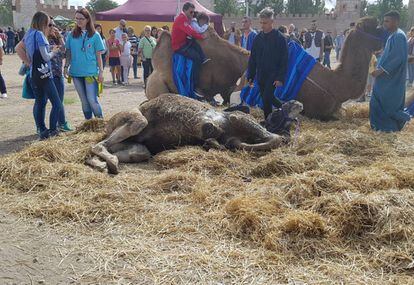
[334,32,372,101]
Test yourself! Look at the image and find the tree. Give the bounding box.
[366,0,409,29]
[286,0,324,15]
[86,0,119,16]
[250,0,285,16]
[214,0,240,16]
[0,0,13,26]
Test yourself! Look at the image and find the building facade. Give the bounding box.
[12,0,81,29]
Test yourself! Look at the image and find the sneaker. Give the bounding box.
[202,58,211,65]
[59,122,73,132]
[1,93,7,98]
[48,129,60,138]
[39,129,50,140]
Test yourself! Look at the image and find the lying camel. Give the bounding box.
[146,28,249,105]
[89,94,303,174]
[146,17,385,120]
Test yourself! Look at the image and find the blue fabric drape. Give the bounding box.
[173,53,196,99]
[240,40,316,109]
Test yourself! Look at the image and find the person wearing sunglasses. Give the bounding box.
[171,2,208,96]
[16,11,62,140]
[64,8,105,120]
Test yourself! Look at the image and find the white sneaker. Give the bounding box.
[1,93,7,98]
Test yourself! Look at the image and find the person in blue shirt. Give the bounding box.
[16,11,63,140]
[370,11,411,132]
[64,8,105,120]
[241,16,257,52]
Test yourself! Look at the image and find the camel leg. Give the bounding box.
[110,142,151,163]
[91,112,148,174]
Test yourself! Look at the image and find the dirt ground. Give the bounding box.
[0,54,147,155]
[0,54,148,284]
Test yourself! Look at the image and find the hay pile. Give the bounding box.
[1,104,414,284]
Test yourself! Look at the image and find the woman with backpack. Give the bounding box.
[64,8,105,120]
[16,11,63,140]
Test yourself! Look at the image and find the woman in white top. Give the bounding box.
[120,33,132,84]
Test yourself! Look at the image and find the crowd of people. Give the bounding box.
[0,2,411,140]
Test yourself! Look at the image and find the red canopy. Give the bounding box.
[96,0,223,35]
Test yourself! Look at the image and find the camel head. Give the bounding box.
[351,17,383,52]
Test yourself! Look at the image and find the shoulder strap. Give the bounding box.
[145,36,154,48]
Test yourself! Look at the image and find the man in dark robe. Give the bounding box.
[247,7,288,120]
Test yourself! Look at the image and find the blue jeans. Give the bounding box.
[53,77,67,125]
[335,48,341,61]
[323,50,331,69]
[408,64,414,84]
[30,77,62,132]
[72,77,103,119]
[132,54,138,78]
[6,40,15,54]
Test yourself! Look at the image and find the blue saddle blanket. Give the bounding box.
[173,53,197,99]
[240,41,317,108]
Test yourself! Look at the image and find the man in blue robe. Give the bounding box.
[370,11,411,132]
[241,16,257,51]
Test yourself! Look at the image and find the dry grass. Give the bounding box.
[1,103,414,284]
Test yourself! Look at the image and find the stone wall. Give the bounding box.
[12,0,81,29]
[223,14,356,34]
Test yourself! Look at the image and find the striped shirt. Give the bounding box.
[129,34,139,55]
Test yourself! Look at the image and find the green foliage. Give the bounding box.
[286,0,325,15]
[0,0,13,26]
[214,0,241,16]
[86,0,119,16]
[366,0,409,29]
[250,0,285,16]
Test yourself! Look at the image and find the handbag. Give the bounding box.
[31,31,52,87]
[22,73,35,99]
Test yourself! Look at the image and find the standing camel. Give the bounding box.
[146,17,383,120]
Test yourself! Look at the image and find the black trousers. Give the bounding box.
[176,40,205,89]
[0,72,6,94]
[259,78,283,119]
[142,59,153,84]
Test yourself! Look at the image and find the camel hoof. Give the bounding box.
[91,144,119,174]
[106,156,119,175]
[85,156,107,172]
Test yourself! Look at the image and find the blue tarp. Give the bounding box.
[173,53,197,99]
[240,40,317,108]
